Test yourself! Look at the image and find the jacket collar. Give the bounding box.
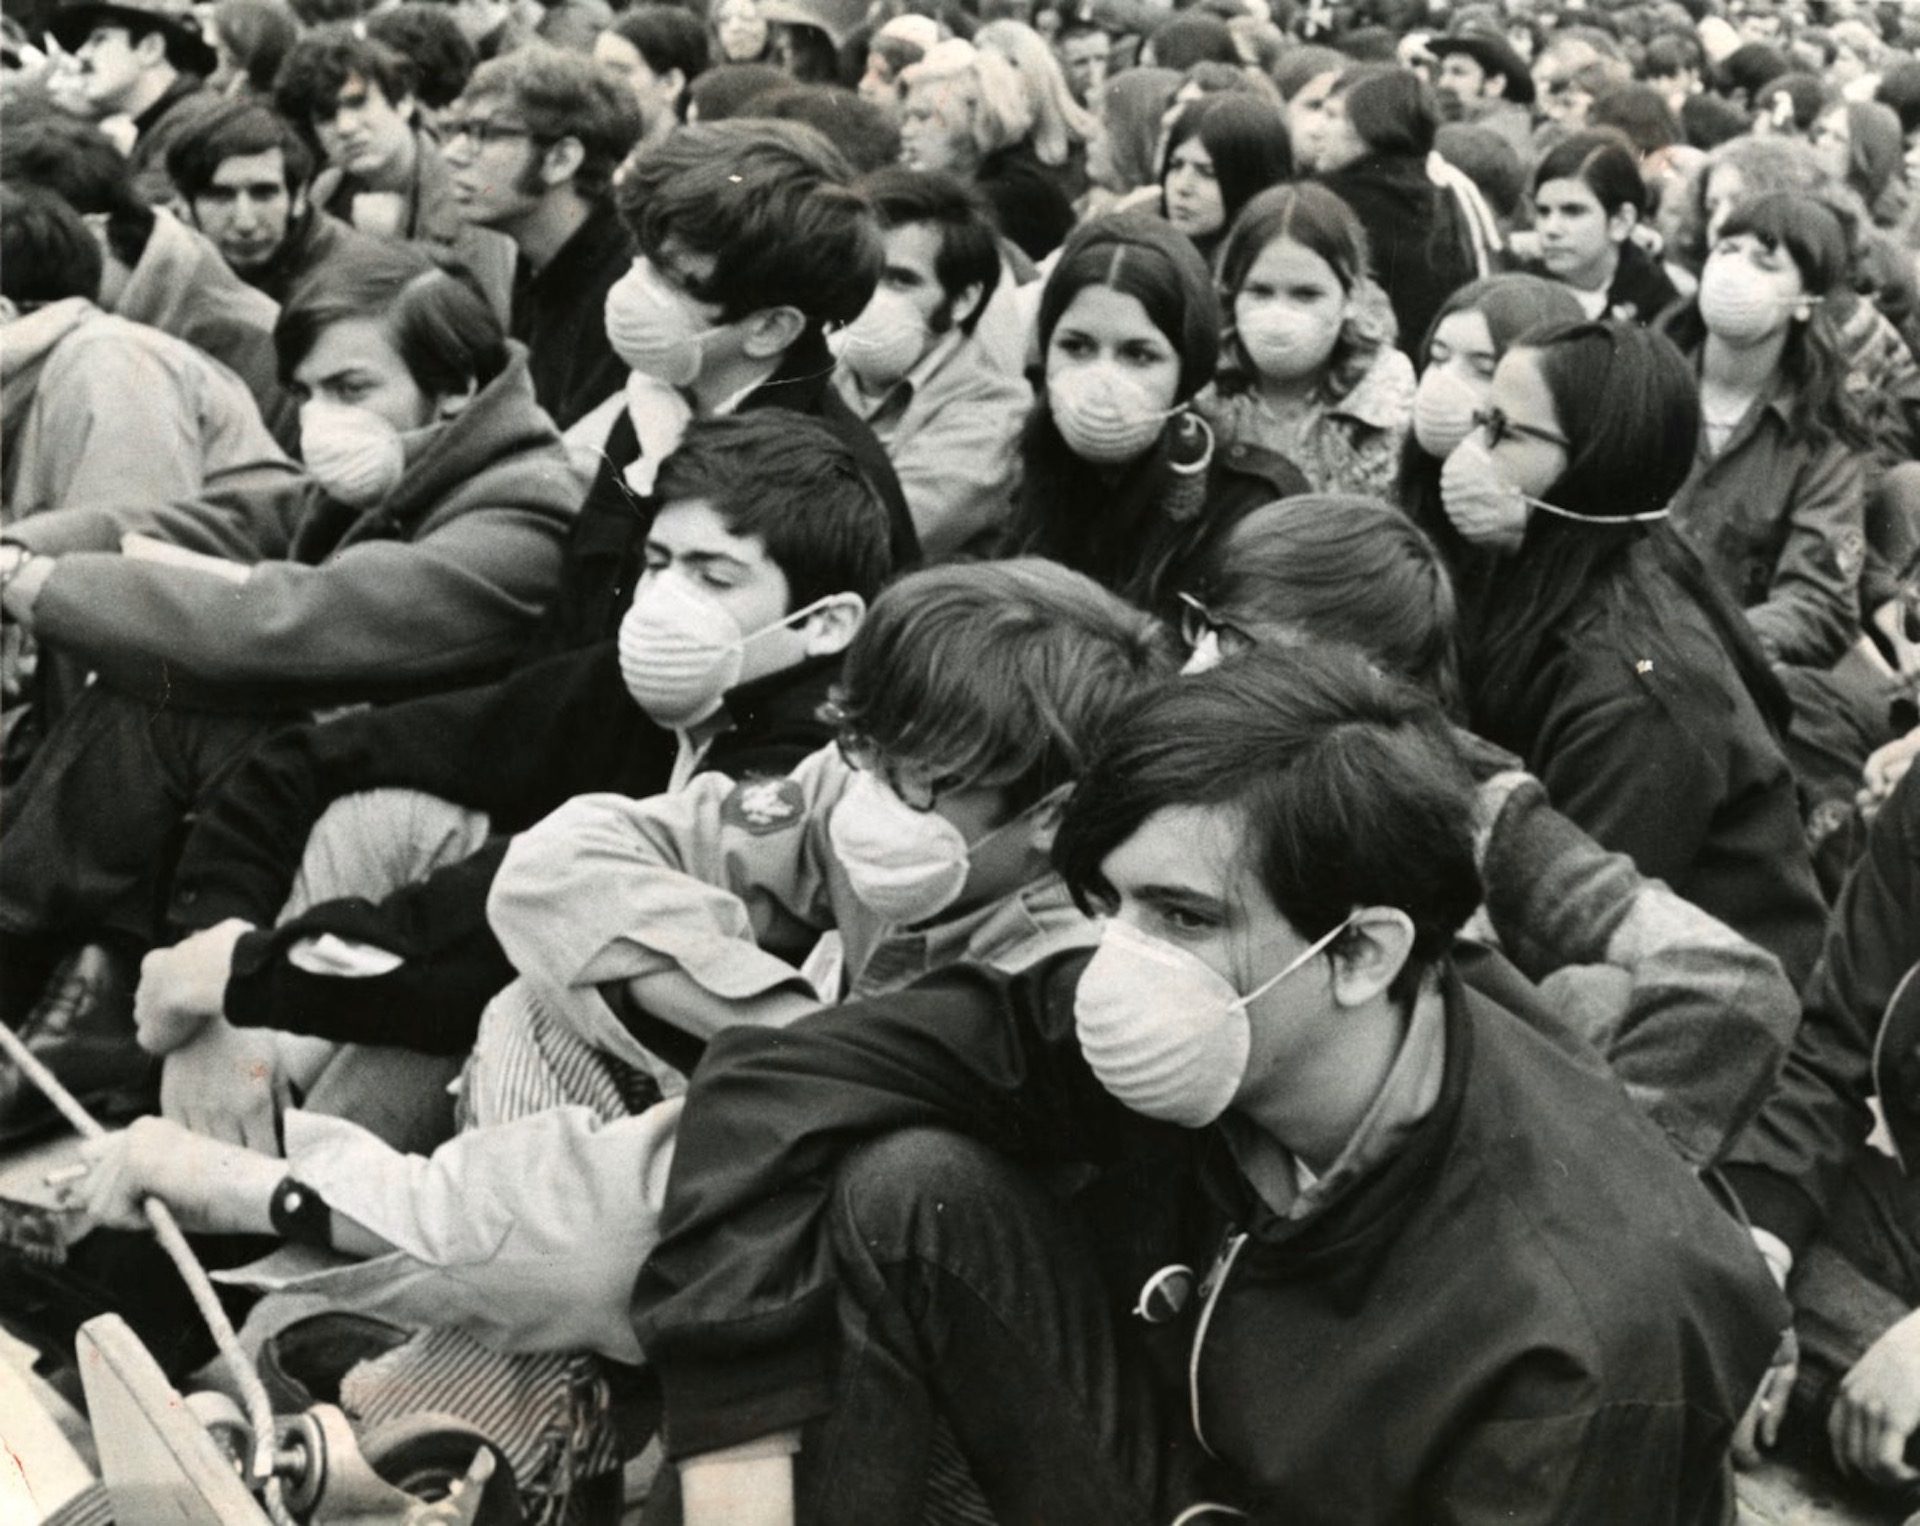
[717,650,841,736]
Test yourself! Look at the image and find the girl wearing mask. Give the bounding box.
[1157,92,1292,266]
[1439,317,1825,984]
[1525,129,1680,323]
[1008,213,1308,611]
[1660,191,1869,671]
[1312,65,1478,353]
[1397,272,1585,617]
[1196,184,1414,499]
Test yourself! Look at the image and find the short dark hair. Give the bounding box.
[1588,83,1679,155]
[1532,127,1648,215]
[276,241,508,395]
[607,5,711,86]
[167,98,315,200]
[747,84,901,175]
[857,165,1001,334]
[273,27,416,126]
[1333,64,1438,157]
[212,0,299,95]
[463,44,644,200]
[1,182,105,305]
[1052,641,1482,1001]
[1876,59,1920,136]
[1641,30,1703,78]
[685,61,787,120]
[1715,40,1788,99]
[1753,71,1830,134]
[1679,90,1750,149]
[829,558,1178,808]
[1191,494,1459,709]
[1146,11,1237,68]
[365,5,476,110]
[653,410,897,608]
[0,115,153,269]
[614,119,883,328]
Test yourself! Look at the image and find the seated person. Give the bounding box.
[134,411,899,1149]
[1724,757,1920,1504]
[831,167,1032,561]
[1,112,296,447]
[0,183,292,521]
[1181,494,1800,1167]
[167,96,384,306]
[439,44,644,428]
[617,642,1787,1523]
[0,241,578,1132]
[541,118,919,656]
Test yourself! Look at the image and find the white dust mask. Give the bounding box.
[1697,257,1796,346]
[831,289,931,387]
[1236,299,1342,382]
[618,572,831,728]
[1411,366,1483,459]
[828,769,973,924]
[299,399,410,508]
[1048,363,1179,465]
[1074,914,1354,1127]
[604,257,725,388]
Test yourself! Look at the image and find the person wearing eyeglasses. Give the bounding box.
[1438,316,1827,989]
[439,44,644,428]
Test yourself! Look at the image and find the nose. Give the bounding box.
[230,198,259,231]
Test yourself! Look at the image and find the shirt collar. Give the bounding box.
[837,326,965,421]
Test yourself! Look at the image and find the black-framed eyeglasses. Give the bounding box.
[442,116,537,147]
[1473,406,1570,451]
[1177,593,1259,658]
[835,730,968,813]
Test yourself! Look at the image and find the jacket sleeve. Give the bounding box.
[1529,662,1726,895]
[488,746,851,1006]
[5,479,309,561]
[886,368,1029,560]
[632,952,1117,1458]
[29,506,565,696]
[1722,766,1920,1253]
[1474,770,1795,1167]
[1746,441,1864,669]
[222,841,516,1055]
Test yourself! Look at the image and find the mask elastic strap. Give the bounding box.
[961,781,1074,854]
[1232,913,1354,1011]
[1523,496,1672,526]
[740,592,841,648]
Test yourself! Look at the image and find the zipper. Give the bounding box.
[1188,1229,1249,1458]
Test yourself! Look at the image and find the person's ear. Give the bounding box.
[1026,786,1074,855]
[951,279,986,331]
[0,297,21,325]
[1606,202,1638,243]
[1486,70,1508,97]
[542,134,585,187]
[741,304,807,358]
[800,591,866,656]
[290,184,310,219]
[133,29,168,66]
[396,91,419,125]
[663,66,687,108]
[1327,907,1416,1010]
[436,377,480,420]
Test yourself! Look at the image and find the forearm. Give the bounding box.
[680,1437,800,1526]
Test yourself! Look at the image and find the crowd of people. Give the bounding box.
[3,0,1920,1517]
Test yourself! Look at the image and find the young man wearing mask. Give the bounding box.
[47,0,213,205]
[542,119,918,656]
[130,412,897,1152]
[167,98,381,306]
[439,44,644,428]
[622,643,1787,1526]
[831,168,1032,560]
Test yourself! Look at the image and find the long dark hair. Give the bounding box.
[1659,190,1868,453]
[1011,214,1221,606]
[1466,320,1790,749]
[1159,93,1292,259]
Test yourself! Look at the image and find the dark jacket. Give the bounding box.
[633,956,1786,1521]
[1476,536,1827,988]
[237,207,382,307]
[1724,764,1920,1255]
[126,72,209,207]
[511,197,633,429]
[1516,239,1681,326]
[976,141,1077,263]
[1317,152,1478,355]
[167,650,843,1054]
[527,332,919,658]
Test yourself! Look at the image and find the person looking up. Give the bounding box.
[439,44,643,427]
[1199,183,1413,500]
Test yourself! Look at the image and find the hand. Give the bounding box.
[161,1016,288,1154]
[135,919,254,1056]
[68,1116,282,1237]
[0,552,56,629]
[1859,728,1920,821]
[1733,1326,1799,1467]
[1829,1307,1920,1489]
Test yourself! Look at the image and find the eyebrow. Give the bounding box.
[1132,882,1230,918]
[677,549,756,575]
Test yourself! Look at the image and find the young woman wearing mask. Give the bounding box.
[1659,191,1869,671]
[1395,272,1585,619]
[1156,92,1292,267]
[1524,129,1680,324]
[1195,183,1413,499]
[1007,213,1308,612]
[1311,65,1478,353]
[1438,317,1825,985]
